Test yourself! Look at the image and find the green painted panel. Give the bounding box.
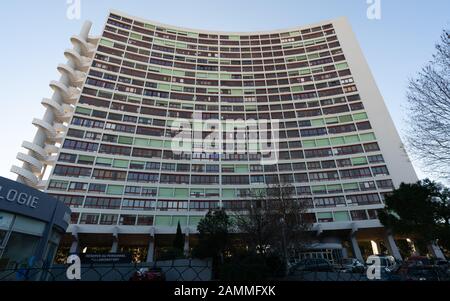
[339,115,353,123]
[134,138,149,146]
[311,119,325,127]
[99,39,114,47]
[155,216,172,226]
[344,135,360,144]
[353,112,368,121]
[75,107,92,115]
[175,188,189,198]
[334,212,350,222]
[189,216,203,226]
[316,139,330,147]
[360,133,376,142]
[351,157,368,166]
[78,155,94,163]
[113,159,129,168]
[317,212,333,219]
[149,139,163,148]
[303,140,316,148]
[107,185,124,195]
[96,157,112,166]
[118,136,133,145]
[222,189,235,198]
[336,63,349,70]
[159,188,174,197]
[235,165,249,173]
[330,137,345,146]
[172,216,188,226]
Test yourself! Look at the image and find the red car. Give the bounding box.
[130,267,166,281]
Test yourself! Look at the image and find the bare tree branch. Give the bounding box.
[406,30,450,180]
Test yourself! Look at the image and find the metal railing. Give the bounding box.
[0,259,212,281]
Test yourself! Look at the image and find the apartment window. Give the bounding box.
[124,186,141,195]
[371,166,390,176]
[160,174,190,184]
[127,172,159,183]
[137,216,154,226]
[88,183,107,193]
[48,180,69,191]
[222,175,250,185]
[63,139,99,152]
[363,142,380,152]
[309,171,339,182]
[119,215,137,226]
[79,213,100,225]
[100,214,118,225]
[122,199,156,211]
[145,162,161,170]
[92,169,127,181]
[191,175,219,184]
[99,144,132,156]
[376,179,394,189]
[314,196,346,208]
[368,155,385,164]
[339,167,372,179]
[141,187,158,196]
[350,210,368,221]
[68,182,88,192]
[347,193,381,206]
[53,165,92,178]
[59,153,77,163]
[51,194,84,208]
[84,197,121,209]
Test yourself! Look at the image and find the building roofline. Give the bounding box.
[109,8,348,36]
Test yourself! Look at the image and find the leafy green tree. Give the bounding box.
[193,209,232,262]
[379,179,450,252]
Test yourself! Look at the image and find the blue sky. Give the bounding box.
[0,0,448,182]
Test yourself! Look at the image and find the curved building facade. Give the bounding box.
[12,10,418,262]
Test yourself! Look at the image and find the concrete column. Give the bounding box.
[350,234,364,262]
[341,247,349,259]
[184,227,190,257]
[69,237,79,254]
[184,236,190,256]
[428,242,445,259]
[110,228,119,253]
[385,234,402,261]
[110,237,118,253]
[146,236,155,263]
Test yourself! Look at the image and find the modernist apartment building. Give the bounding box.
[11,10,421,263]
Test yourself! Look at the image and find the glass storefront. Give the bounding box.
[0,211,46,270]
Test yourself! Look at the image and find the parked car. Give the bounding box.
[433,259,449,273]
[370,255,400,272]
[398,256,448,281]
[129,267,166,281]
[366,255,402,281]
[289,258,334,274]
[334,258,366,273]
